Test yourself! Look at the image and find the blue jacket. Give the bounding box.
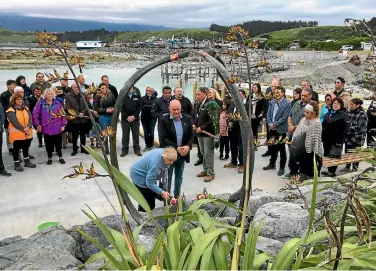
[320,105,329,122]
[130,148,166,195]
[267,97,291,134]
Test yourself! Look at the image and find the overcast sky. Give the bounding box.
[0,0,375,28]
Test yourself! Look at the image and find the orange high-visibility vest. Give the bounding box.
[6,107,33,143]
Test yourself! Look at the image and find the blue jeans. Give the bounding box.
[141,118,156,148]
[98,115,112,129]
[167,156,185,198]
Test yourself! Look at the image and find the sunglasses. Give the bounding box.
[335,81,341,84]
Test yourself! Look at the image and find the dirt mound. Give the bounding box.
[260,60,366,87]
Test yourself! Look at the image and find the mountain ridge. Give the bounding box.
[0,13,175,32]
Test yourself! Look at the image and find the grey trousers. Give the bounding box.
[5,128,12,150]
[121,120,140,152]
[198,136,215,176]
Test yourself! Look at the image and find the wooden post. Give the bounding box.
[220,84,226,100]
[199,58,202,81]
[193,79,197,102]
[178,78,182,88]
[203,62,207,81]
[165,63,169,83]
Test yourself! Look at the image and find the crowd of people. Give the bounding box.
[1,71,376,210]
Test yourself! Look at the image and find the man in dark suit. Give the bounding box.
[121,87,142,157]
[263,86,291,176]
[158,100,193,198]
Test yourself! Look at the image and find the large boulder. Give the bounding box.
[336,171,360,183]
[302,189,347,209]
[185,193,232,217]
[253,202,320,242]
[72,214,156,261]
[255,236,284,257]
[247,190,287,216]
[0,226,81,270]
[137,235,156,254]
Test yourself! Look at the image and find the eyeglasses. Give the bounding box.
[335,81,341,84]
[325,98,331,101]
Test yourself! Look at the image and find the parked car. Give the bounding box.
[339,45,354,52]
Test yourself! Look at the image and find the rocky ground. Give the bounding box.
[0,172,355,269]
[0,48,138,69]
[259,56,375,99]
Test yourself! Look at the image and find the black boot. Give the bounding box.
[24,158,36,168]
[262,164,276,170]
[262,151,271,157]
[14,161,24,172]
[120,149,128,157]
[0,169,12,176]
[194,159,203,166]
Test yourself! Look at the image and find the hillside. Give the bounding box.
[116,29,221,41]
[0,27,36,43]
[264,26,362,41]
[0,12,172,32]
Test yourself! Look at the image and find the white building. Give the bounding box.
[361,41,375,51]
[76,41,106,50]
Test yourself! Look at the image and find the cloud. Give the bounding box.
[0,0,374,27]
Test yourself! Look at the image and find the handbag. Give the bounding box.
[328,145,343,159]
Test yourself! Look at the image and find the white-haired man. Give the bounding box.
[130,147,177,211]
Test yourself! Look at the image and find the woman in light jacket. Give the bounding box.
[290,101,323,182]
[33,88,67,165]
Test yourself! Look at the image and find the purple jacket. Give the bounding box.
[32,98,67,135]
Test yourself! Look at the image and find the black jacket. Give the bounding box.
[108,84,118,99]
[0,90,12,128]
[195,99,215,136]
[158,113,194,163]
[60,86,72,94]
[228,100,249,134]
[367,101,376,131]
[27,95,41,113]
[254,96,267,119]
[121,92,142,121]
[174,96,193,115]
[151,97,174,120]
[94,93,116,115]
[141,94,157,121]
[0,103,4,130]
[65,92,90,124]
[322,110,349,146]
[211,98,223,108]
